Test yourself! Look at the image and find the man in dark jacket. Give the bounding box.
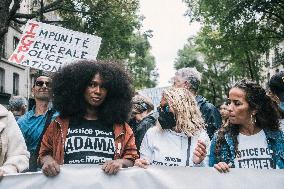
[268,71,284,130]
[173,67,221,139]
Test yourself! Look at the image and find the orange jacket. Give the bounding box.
[38,116,139,166]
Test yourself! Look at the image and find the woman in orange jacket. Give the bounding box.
[38,60,138,176]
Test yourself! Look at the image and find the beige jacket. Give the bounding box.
[0,104,29,173]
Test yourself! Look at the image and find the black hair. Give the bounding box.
[52,60,134,125]
[215,79,281,162]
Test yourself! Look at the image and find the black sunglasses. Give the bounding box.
[158,104,170,113]
[35,80,51,87]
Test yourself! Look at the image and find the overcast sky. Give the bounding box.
[139,0,201,87]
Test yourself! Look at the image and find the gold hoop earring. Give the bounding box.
[250,114,256,124]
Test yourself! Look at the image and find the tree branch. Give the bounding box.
[261,10,284,25]
[276,2,284,11]
[12,18,27,25]
[42,0,64,12]
[58,7,97,14]
[13,0,65,20]
[44,5,63,13]
[259,28,284,38]
[8,0,21,21]
[14,13,38,19]
[42,20,69,24]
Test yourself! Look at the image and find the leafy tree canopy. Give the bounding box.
[175,0,284,103]
[0,0,158,89]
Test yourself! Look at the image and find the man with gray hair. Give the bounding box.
[173,67,221,139]
[8,96,28,121]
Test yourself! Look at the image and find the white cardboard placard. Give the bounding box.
[9,20,102,72]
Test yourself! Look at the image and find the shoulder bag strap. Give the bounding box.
[36,109,55,152]
[186,137,191,166]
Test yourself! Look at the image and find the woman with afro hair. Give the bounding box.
[209,79,284,172]
[38,60,138,176]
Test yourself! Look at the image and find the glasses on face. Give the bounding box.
[35,80,51,88]
[131,111,139,117]
[159,104,170,113]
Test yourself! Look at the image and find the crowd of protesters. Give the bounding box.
[0,60,283,180]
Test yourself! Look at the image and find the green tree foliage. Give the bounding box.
[174,38,203,70]
[183,0,284,78]
[126,32,158,89]
[51,0,158,88]
[0,0,65,56]
[175,0,284,104]
[175,37,231,105]
[59,0,140,59]
[0,0,158,89]
[184,0,284,40]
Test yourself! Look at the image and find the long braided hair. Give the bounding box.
[215,79,281,162]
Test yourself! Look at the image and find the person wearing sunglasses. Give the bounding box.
[128,95,158,151]
[135,87,210,168]
[38,60,138,177]
[17,75,59,171]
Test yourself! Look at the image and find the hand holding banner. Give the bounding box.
[1,165,284,189]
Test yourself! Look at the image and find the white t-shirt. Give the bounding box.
[140,126,210,167]
[234,130,274,169]
[279,119,284,131]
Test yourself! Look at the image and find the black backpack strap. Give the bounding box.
[186,137,191,166]
[29,109,56,171]
[41,109,55,141]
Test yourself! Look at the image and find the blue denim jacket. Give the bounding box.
[209,129,284,169]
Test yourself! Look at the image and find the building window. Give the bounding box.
[13,73,19,95]
[13,37,20,50]
[0,68,5,93]
[0,40,5,58]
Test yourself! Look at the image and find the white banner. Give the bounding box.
[1,165,284,189]
[9,20,102,72]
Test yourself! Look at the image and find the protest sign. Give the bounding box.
[1,165,283,189]
[8,20,102,72]
[139,86,168,108]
